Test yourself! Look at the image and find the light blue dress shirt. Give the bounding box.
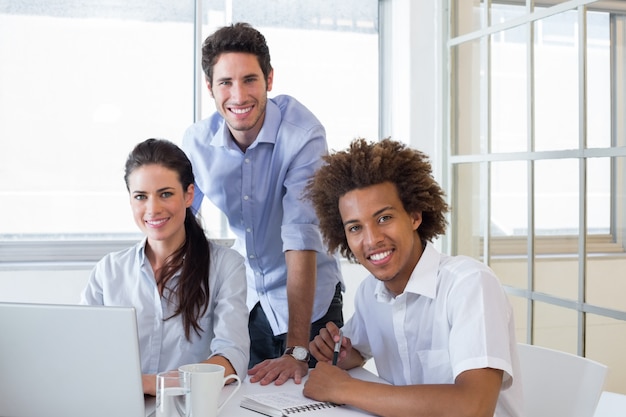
[182,94,343,336]
[81,239,250,379]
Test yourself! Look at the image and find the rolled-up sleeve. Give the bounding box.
[280,129,327,253]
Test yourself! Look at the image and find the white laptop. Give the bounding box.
[0,302,155,417]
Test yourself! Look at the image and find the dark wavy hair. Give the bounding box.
[124,138,210,340]
[304,138,449,262]
[201,22,272,85]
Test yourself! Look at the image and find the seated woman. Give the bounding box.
[81,138,249,395]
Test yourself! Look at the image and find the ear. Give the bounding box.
[411,211,423,231]
[205,79,214,98]
[185,183,195,208]
[266,69,274,92]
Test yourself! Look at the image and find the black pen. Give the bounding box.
[332,329,343,366]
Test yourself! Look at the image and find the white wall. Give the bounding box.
[0,269,89,305]
[0,262,370,312]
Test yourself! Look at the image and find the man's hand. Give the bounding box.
[248,355,309,385]
[303,362,352,404]
[309,322,350,365]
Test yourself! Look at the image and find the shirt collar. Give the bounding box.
[374,241,440,302]
[135,237,149,264]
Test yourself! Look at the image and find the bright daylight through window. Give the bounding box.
[0,1,379,252]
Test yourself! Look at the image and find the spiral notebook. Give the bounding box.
[240,391,339,416]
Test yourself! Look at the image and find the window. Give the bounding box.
[446,0,626,394]
[0,0,379,262]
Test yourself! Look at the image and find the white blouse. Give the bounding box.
[81,239,250,379]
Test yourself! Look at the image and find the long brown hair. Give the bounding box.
[125,138,210,340]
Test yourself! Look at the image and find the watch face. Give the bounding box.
[292,346,308,361]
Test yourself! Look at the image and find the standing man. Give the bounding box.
[182,22,343,386]
[303,138,523,417]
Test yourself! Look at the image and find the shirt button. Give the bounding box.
[246,228,252,233]
[249,254,255,259]
[244,195,249,200]
[244,158,250,163]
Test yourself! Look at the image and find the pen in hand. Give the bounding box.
[332,329,343,366]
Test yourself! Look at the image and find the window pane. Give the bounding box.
[534,11,579,152]
[452,0,485,37]
[618,156,626,249]
[535,257,578,300]
[533,301,578,354]
[535,159,579,235]
[491,3,529,28]
[587,11,611,148]
[617,15,626,149]
[507,294,529,344]
[587,257,626,312]
[587,157,611,235]
[491,24,528,153]
[451,162,486,258]
[492,259,528,290]
[491,161,528,236]
[451,38,485,155]
[0,1,195,237]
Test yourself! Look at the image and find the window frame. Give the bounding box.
[446,0,626,259]
[445,0,626,360]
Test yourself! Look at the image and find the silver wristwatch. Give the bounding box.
[284,346,310,362]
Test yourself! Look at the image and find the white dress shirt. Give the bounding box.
[81,239,250,379]
[343,242,524,417]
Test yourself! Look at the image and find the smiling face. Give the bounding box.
[207,52,274,150]
[127,164,194,251]
[339,182,424,295]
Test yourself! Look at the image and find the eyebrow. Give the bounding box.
[215,73,259,83]
[342,205,394,227]
[131,186,176,195]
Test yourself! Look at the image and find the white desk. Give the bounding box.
[218,367,383,416]
[593,391,626,417]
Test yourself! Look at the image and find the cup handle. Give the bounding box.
[217,374,241,413]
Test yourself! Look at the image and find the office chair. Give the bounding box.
[517,343,608,417]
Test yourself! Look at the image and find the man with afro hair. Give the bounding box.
[303,138,522,417]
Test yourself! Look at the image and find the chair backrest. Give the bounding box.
[593,391,626,417]
[517,343,608,417]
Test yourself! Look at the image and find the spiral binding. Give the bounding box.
[284,401,338,414]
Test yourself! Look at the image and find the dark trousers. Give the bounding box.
[248,282,344,369]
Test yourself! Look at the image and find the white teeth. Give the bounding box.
[146,219,167,226]
[231,107,251,114]
[370,250,391,261]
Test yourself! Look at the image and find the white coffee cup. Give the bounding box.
[178,363,241,417]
